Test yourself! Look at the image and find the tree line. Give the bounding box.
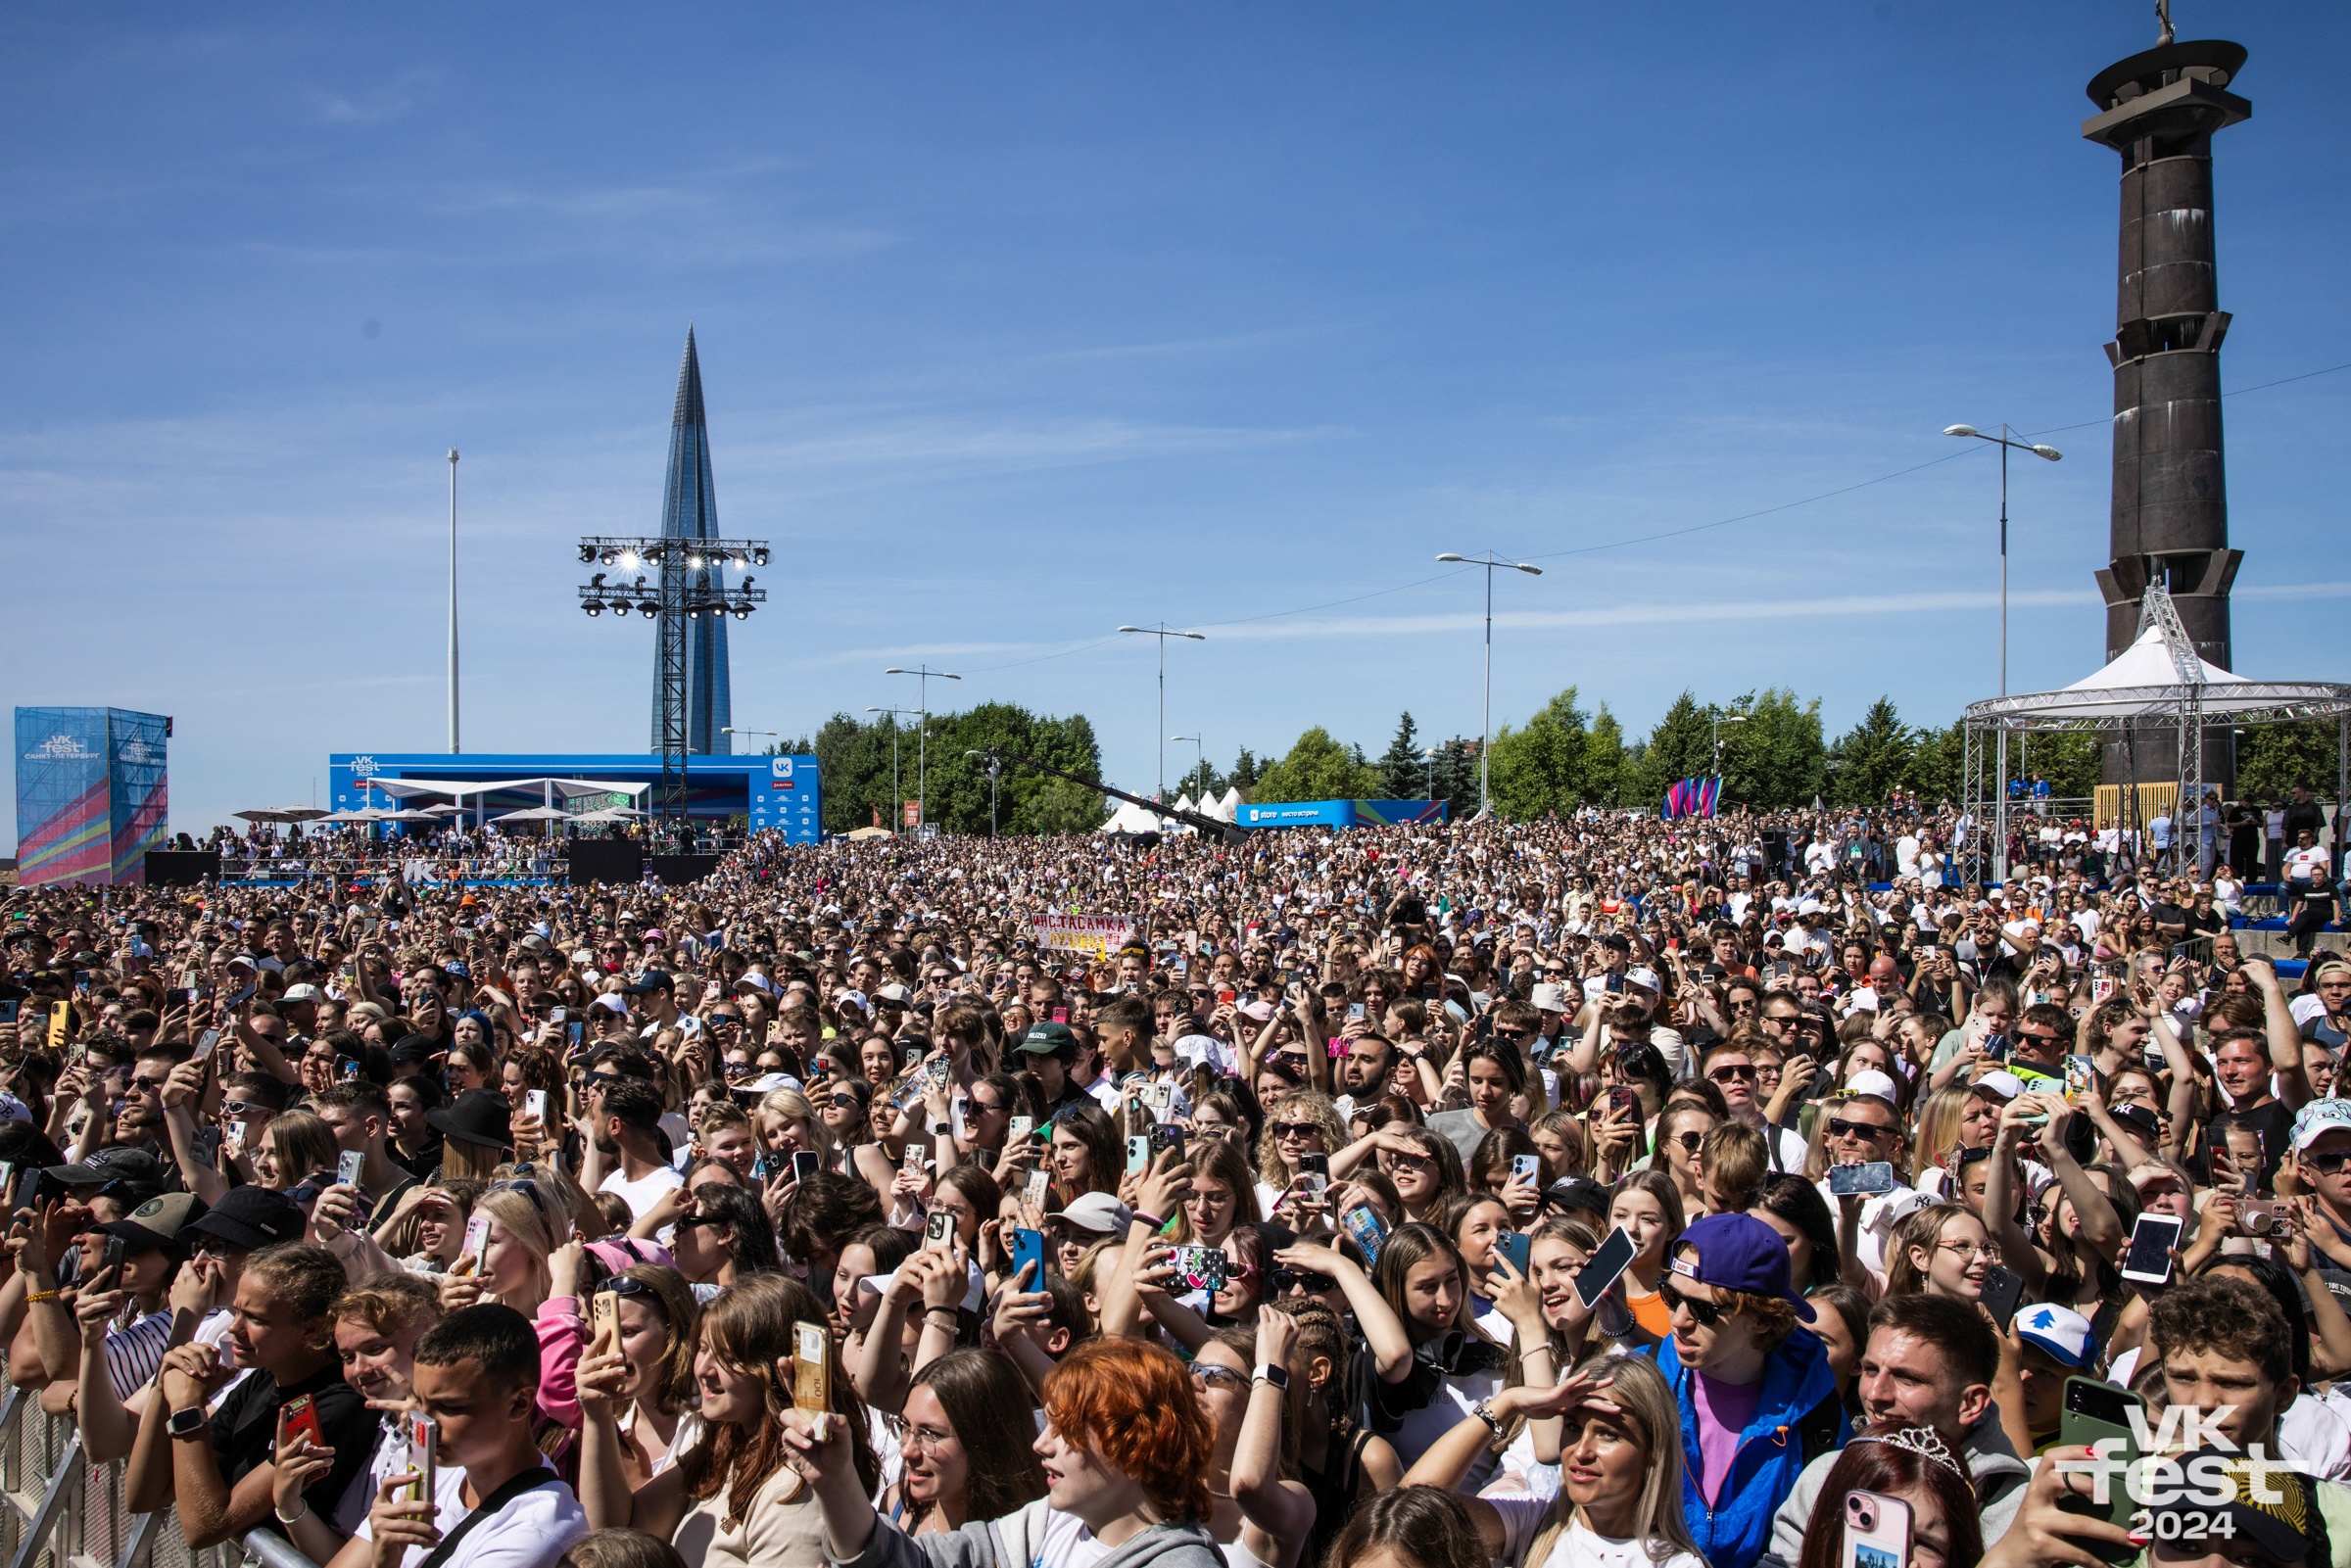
[773,694,2337,836]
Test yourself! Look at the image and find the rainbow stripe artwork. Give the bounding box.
[16,708,168,886]
[1660,777,1721,820]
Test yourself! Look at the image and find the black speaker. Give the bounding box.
[567,841,644,886]
[649,854,718,885]
[1758,829,1789,875]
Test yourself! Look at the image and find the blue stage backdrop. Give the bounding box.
[328,752,820,842]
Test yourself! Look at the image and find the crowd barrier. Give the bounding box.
[0,1372,317,1568]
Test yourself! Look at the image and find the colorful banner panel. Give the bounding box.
[17,707,168,886]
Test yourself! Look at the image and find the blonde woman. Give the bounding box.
[1257,1090,1348,1219]
[438,1176,561,1313]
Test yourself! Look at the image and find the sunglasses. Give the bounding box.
[1658,1280,1728,1328]
[1271,1123,1321,1140]
[1827,1117,1894,1141]
[597,1274,660,1302]
[1707,1065,1756,1082]
[1670,1131,1705,1153]
[2304,1150,2351,1176]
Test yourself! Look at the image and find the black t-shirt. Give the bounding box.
[209,1360,374,1537]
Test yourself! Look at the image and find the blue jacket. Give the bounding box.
[1651,1329,1848,1568]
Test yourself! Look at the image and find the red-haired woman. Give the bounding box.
[782,1337,1224,1568]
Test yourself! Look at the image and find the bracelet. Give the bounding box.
[1470,1398,1505,1438]
[924,1307,960,1326]
[275,1499,309,1526]
[1130,1211,1164,1231]
[26,1289,61,1305]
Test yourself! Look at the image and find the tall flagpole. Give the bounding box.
[448,450,461,753]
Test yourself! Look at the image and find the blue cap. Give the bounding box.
[1670,1212,1815,1322]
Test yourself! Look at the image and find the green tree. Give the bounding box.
[1826,698,1918,808]
[1012,777,1110,835]
[1490,689,1589,821]
[798,701,1105,835]
[1253,729,1381,803]
[2013,730,2104,801]
[1586,706,1630,809]
[1229,747,1263,795]
[1637,693,1714,808]
[1730,689,1827,809]
[2235,719,2338,802]
[1429,736,1481,820]
[1377,713,1427,800]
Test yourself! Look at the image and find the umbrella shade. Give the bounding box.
[235,806,331,824]
[842,826,893,840]
[378,809,444,823]
[320,809,390,824]
[492,806,575,824]
[573,808,647,823]
[424,803,466,815]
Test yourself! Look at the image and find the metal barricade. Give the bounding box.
[0,1372,310,1568]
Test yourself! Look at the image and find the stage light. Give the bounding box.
[584,599,602,617]
[750,546,769,566]
[578,544,597,563]
[688,553,704,569]
[618,550,641,571]
[638,600,659,619]
[600,547,618,565]
[733,604,751,620]
[739,575,755,592]
[588,572,607,590]
[685,603,701,619]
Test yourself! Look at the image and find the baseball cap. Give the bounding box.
[281,983,324,1003]
[1054,1193,1132,1235]
[2291,1098,2351,1152]
[1539,1178,1610,1222]
[1170,1033,1222,1069]
[94,1193,208,1257]
[1017,1022,1077,1056]
[624,971,674,996]
[2012,1302,2095,1368]
[1843,1069,1902,1109]
[47,1148,166,1187]
[1623,967,1660,993]
[1670,1213,1815,1322]
[187,1186,304,1253]
[1530,982,1570,1014]
[0,1093,31,1127]
[874,983,912,1006]
[1969,1070,2025,1103]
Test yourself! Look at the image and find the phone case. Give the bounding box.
[1025,1168,1052,1207]
[457,1213,493,1272]
[923,1209,955,1252]
[792,1321,831,1415]
[1010,1227,1046,1286]
[338,1151,365,1188]
[591,1290,621,1358]
[281,1393,324,1450]
[401,1411,437,1508]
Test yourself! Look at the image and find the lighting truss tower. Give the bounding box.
[574,535,768,830]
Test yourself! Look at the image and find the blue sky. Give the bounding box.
[5,3,2348,842]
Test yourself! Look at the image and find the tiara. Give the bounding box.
[1855,1426,1965,1481]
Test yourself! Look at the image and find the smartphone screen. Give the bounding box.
[792,1151,821,1183]
[2120,1213,2183,1284]
[1827,1162,1896,1197]
[1572,1224,1639,1308]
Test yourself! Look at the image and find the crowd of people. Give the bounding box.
[1,797,2349,1568]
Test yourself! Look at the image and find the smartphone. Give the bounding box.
[1340,1205,1387,1266]
[792,1151,821,1183]
[2056,1377,2144,1558]
[525,1089,548,1123]
[1496,1231,1533,1274]
[1347,1003,1366,1022]
[549,1007,567,1025]
[280,1392,325,1452]
[1607,1087,1640,1121]
[1147,1122,1186,1161]
[1977,1261,2028,1325]
[2120,1212,2183,1286]
[1051,1006,1069,1025]
[456,1212,493,1273]
[8,1165,39,1213]
[1572,1224,1639,1308]
[1024,1166,1052,1208]
[1840,1489,1912,1568]
[337,1150,365,1189]
[2064,1055,2096,1103]
[792,1320,833,1424]
[1125,1134,1150,1175]
[399,1410,437,1509]
[1173,1244,1228,1295]
[590,1287,621,1360]
[922,1208,955,1253]
[1511,1154,1541,1186]
[565,1021,586,1053]
[1009,1226,1046,1287]
[900,1141,929,1177]
[191,1028,219,1063]
[100,1234,127,1281]
[1605,973,1625,995]
[1007,1115,1035,1145]
[0,1000,16,1026]
[1828,1162,1897,1197]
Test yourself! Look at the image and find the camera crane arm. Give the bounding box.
[979,747,1246,845]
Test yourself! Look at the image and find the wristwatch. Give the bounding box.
[1253,1362,1289,1392]
[168,1405,210,1440]
[932,1122,951,1135]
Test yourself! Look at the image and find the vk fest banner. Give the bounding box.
[16,709,168,886]
[751,754,822,844]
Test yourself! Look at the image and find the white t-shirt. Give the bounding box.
[1483,1501,1708,1568]
[352,1460,588,1568]
[1033,1507,1115,1568]
[600,1163,685,1220]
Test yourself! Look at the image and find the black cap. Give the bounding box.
[1541,1178,1610,1219]
[186,1186,303,1253]
[390,1033,440,1066]
[47,1148,166,1187]
[623,971,674,996]
[427,1088,512,1151]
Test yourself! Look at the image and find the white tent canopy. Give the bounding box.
[1099,799,1165,834]
[1966,602,2351,733]
[360,777,651,800]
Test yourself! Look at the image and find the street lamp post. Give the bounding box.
[720,727,777,757]
[1945,423,2062,881]
[1116,624,1206,810]
[1172,735,1204,799]
[964,749,1001,836]
[1425,745,1440,801]
[1713,712,1747,779]
[867,706,923,832]
[447,450,460,754]
[1434,553,1543,820]
[885,666,961,833]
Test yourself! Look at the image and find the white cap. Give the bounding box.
[1530,982,1570,1014]
[1971,1069,2025,1103]
[1623,967,1660,993]
[1844,1069,1901,1108]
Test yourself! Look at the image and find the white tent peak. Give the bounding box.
[2063,619,2243,695]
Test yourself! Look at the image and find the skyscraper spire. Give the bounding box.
[651,327,732,754]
